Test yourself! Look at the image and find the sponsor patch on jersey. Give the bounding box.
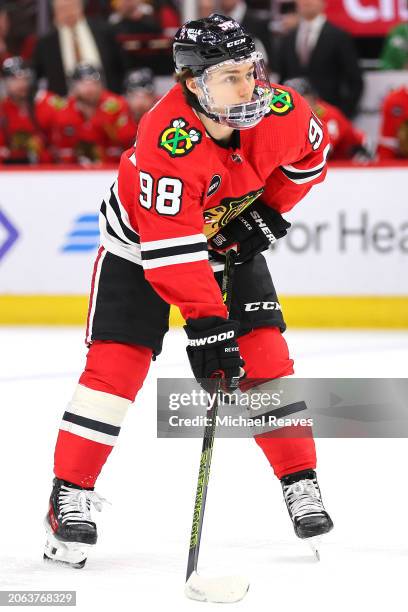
[159,118,202,157]
[203,188,264,239]
[267,88,294,116]
[207,174,222,197]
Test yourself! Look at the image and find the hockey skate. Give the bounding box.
[43,478,107,569]
[281,469,333,561]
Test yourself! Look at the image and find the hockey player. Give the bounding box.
[52,63,137,165]
[0,57,60,164]
[377,85,408,160]
[284,77,369,161]
[44,14,333,568]
[123,68,159,124]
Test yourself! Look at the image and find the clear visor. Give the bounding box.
[194,52,272,130]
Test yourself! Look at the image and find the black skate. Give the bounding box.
[43,478,107,568]
[281,469,333,560]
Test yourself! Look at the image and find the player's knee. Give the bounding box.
[238,326,294,381]
[79,340,153,401]
[65,383,132,434]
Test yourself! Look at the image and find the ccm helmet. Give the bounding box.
[173,14,272,129]
[71,63,101,82]
[2,56,33,80]
[124,68,154,94]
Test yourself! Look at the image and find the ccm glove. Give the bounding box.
[184,316,245,392]
[209,200,291,263]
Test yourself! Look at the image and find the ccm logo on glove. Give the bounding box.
[188,330,235,346]
[245,301,282,311]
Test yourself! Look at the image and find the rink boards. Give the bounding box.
[0,163,407,327]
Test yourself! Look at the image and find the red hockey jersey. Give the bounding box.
[99,83,330,321]
[377,87,408,159]
[314,99,365,160]
[52,91,137,164]
[0,91,61,163]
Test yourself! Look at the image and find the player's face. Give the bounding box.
[6,75,30,100]
[127,90,155,121]
[205,61,256,109]
[73,78,102,104]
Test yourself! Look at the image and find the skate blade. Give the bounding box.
[44,522,91,569]
[306,536,321,561]
[43,552,86,569]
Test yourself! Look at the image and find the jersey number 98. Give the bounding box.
[308,116,324,151]
[139,172,183,216]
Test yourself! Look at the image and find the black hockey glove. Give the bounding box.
[184,316,245,393]
[209,200,291,263]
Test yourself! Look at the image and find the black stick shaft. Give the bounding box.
[186,249,237,582]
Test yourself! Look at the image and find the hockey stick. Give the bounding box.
[185,249,250,603]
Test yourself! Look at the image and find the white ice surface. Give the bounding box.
[1,327,408,612]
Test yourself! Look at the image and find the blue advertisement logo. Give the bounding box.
[61,214,99,252]
[0,209,19,262]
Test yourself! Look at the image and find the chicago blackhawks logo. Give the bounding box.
[102,97,121,114]
[203,188,264,239]
[267,88,294,116]
[159,118,202,157]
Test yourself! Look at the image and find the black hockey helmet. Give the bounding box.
[173,13,256,76]
[124,68,154,94]
[2,56,32,79]
[71,62,101,82]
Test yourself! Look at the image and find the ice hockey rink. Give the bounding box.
[1,326,408,612]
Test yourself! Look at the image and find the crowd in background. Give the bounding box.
[0,0,407,165]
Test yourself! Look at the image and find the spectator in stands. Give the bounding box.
[198,0,214,19]
[0,0,10,65]
[4,0,37,60]
[0,56,62,164]
[380,23,408,70]
[377,85,408,159]
[124,67,158,123]
[152,0,180,37]
[51,62,137,164]
[110,0,173,73]
[277,0,363,118]
[109,0,161,34]
[33,0,126,96]
[84,0,112,19]
[197,0,274,68]
[217,0,274,68]
[284,77,370,160]
[279,2,299,35]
